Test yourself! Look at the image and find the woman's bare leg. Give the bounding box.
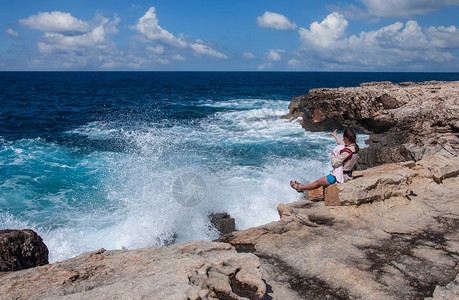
[296,176,330,191]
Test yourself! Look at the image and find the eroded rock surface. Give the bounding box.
[0,241,266,300]
[0,229,49,272]
[282,81,459,169]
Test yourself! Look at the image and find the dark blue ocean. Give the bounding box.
[1,72,458,262]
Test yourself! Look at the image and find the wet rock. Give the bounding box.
[210,212,236,235]
[0,229,49,272]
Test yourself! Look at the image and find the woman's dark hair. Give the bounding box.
[343,129,359,152]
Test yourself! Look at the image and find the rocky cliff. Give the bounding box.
[1,81,458,299]
[282,81,459,169]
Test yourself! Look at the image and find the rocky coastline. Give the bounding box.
[1,81,458,299]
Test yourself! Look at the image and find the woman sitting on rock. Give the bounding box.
[290,129,359,192]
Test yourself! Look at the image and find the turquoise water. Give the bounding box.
[1,72,458,262]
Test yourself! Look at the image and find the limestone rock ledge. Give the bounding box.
[220,155,459,299]
[0,241,266,300]
[324,155,459,206]
[282,81,459,169]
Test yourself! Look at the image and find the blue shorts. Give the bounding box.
[326,174,337,184]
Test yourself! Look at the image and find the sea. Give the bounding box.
[1,71,458,262]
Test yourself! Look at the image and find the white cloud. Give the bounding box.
[131,7,227,60]
[299,12,348,48]
[36,16,119,55]
[257,11,297,30]
[265,49,285,61]
[242,52,255,59]
[19,11,90,33]
[295,12,459,70]
[426,25,459,48]
[18,11,122,69]
[130,7,186,47]
[5,28,19,38]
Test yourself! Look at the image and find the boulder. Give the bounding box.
[415,155,459,183]
[306,187,324,200]
[0,229,49,272]
[324,161,415,206]
[209,213,236,235]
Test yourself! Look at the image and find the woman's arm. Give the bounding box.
[330,129,344,145]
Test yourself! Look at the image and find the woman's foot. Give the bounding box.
[290,180,305,193]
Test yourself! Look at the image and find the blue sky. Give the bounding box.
[1,0,459,71]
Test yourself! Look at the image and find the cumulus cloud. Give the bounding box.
[299,12,348,48]
[425,25,459,48]
[19,11,90,33]
[131,7,227,59]
[5,28,19,38]
[257,11,297,30]
[130,7,186,47]
[295,12,459,70]
[18,11,122,69]
[36,16,119,55]
[265,49,285,61]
